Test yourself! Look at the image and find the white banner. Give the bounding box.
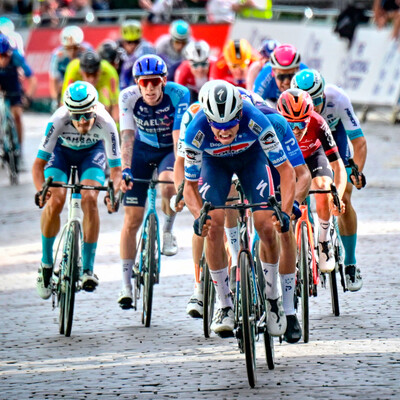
[231,19,400,106]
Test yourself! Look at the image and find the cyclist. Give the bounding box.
[0,33,37,149]
[174,40,216,103]
[246,38,280,91]
[118,20,156,90]
[98,40,124,76]
[155,19,191,81]
[0,17,24,55]
[32,81,122,299]
[118,54,190,308]
[62,50,120,123]
[49,26,92,112]
[291,69,367,291]
[253,43,307,105]
[277,88,347,273]
[182,80,296,336]
[209,38,259,88]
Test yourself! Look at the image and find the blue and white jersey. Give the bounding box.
[119,81,190,149]
[321,83,364,140]
[183,101,288,181]
[37,104,121,168]
[253,62,308,102]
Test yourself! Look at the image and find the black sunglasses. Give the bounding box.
[276,73,295,81]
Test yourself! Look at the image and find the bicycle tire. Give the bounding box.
[299,222,310,343]
[239,251,257,388]
[202,257,215,339]
[253,239,274,370]
[142,213,157,327]
[5,116,19,185]
[60,221,80,337]
[329,269,340,316]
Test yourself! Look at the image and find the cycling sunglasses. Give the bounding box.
[208,117,240,130]
[137,77,164,87]
[276,73,295,81]
[70,111,96,121]
[288,118,310,130]
[228,62,249,69]
[191,61,209,68]
[313,96,324,106]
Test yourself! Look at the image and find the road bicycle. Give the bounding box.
[0,91,20,185]
[39,166,115,337]
[124,167,174,328]
[198,184,281,387]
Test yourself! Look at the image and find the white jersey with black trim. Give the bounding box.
[37,104,121,168]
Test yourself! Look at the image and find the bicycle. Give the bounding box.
[38,166,115,337]
[0,91,20,185]
[124,167,174,328]
[198,186,281,387]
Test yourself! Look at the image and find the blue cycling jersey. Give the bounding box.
[119,81,190,148]
[183,101,288,181]
[253,61,308,101]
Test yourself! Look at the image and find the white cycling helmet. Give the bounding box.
[0,17,15,35]
[60,25,84,47]
[183,40,210,63]
[169,19,190,41]
[199,80,243,123]
[291,68,325,99]
[63,81,98,112]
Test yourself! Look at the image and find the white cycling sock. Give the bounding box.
[121,259,134,289]
[280,273,296,315]
[163,213,176,233]
[318,217,331,242]
[210,266,233,309]
[261,260,280,300]
[224,226,240,267]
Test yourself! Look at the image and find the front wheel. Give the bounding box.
[239,251,257,388]
[202,257,215,339]
[59,221,80,337]
[300,222,310,343]
[142,213,157,327]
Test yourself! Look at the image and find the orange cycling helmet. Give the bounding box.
[277,88,314,121]
[223,39,253,67]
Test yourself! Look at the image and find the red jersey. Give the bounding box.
[298,111,340,161]
[174,59,215,94]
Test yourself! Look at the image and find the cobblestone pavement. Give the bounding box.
[0,114,399,399]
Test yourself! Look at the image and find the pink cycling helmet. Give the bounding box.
[270,44,301,70]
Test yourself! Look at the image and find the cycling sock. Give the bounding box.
[280,273,296,315]
[318,217,331,242]
[210,266,233,309]
[121,259,135,288]
[41,235,56,266]
[224,226,239,267]
[163,213,176,233]
[261,260,280,299]
[341,233,357,266]
[82,242,97,273]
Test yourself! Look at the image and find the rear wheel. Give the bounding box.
[60,221,80,337]
[300,222,310,343]
[239,251,257,388]
[5,116,19,185]
[202,257,215,338]
[142,213,157,327]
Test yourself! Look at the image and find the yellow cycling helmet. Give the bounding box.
[121,20,142,42]
[223,39,252,68]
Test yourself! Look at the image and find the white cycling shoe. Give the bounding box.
[36,264,53,300]
[186,291,204,318]
[162,232,178,256]
[118,285,133,309]
[345,265,363,292]
[266,297,287,336]
[81,270,99,292]
[211,307,234,334]
[318,241,335,273]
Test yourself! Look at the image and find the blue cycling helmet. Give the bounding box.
[291,68,325,99]
[169,19,190,41]
[133,54,167,78]
[258,39,280,59]
[0,33,11,54]
[63,81,98,112]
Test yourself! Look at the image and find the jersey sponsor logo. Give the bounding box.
[191,130,204,148]
[345,108,357,127]
[110,132,118,156]
[189,103,201,114]
[185,148,199,161]
[259,130,276,145]
[177,103,189,115]
[209,142,223,148]
[156,105,170,114]
[211,142,250,156]
[256,180,269,198]
[184,165,199,179]
[43,124,55,148]
[285,137,296,151]
[248,119,262,135]
[93,152,106,168]
[125,196,139,205]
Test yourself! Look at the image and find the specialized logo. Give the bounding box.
[215,86,227,103]
[256,179,269,198]
[248,119,262,135]
[191,130,204,148]
[199,182,211,199]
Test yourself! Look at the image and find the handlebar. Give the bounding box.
[309,183,341,213]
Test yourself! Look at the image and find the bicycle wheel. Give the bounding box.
[300,222,310,343]
[239,251,257,388]
[59,221,80,337]
[202,257,215,338]
[329,268,340,317]
[5,116,19,185]
[142,213,157,327]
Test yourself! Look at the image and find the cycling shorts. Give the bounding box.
[198,146,274,211]
[305,146,333,180]
[44,141,106,184]
[123,140,175,207]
